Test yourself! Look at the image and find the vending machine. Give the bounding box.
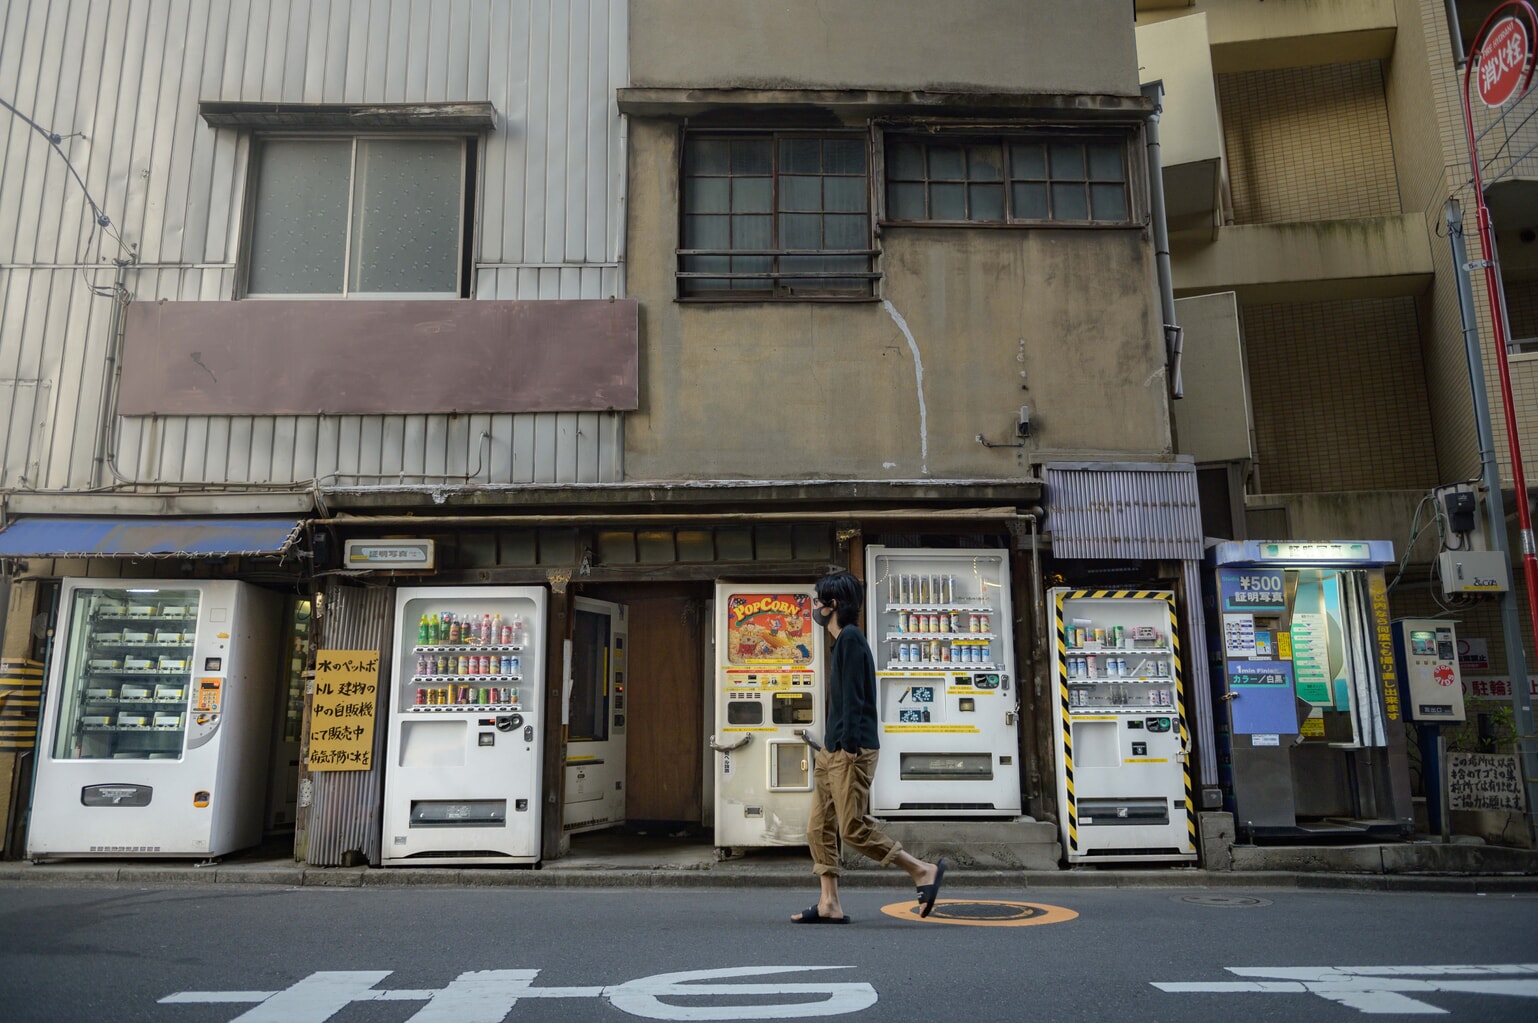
[710,584,822,852]
[863,547,1021,817]
[381,585,546,866]
[28,580,282,860]
[1050,587,1197,863]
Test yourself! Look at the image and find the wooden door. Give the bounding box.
[623,596,703,823]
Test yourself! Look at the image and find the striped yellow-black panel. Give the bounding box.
[0,659,44,751]
[1054,591,1076,852]
[1160,594,1197,852]
[1067,590,1166,600]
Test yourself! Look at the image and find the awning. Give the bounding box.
[0,517,304,558]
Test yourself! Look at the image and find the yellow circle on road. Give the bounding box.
[880,899,1079,927]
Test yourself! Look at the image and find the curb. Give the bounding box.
[2,862,1534,894]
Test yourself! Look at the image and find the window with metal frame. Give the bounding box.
[245,136,475,298]
[678,133,876,299]
[885,134,1133,225]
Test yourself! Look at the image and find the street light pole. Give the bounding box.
[1459,0,1538,839]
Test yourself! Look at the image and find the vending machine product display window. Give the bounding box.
[1050,587,1197,863]
[51,587,202,762]
[864,547,1021,817]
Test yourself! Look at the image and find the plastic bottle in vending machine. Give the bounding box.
[491,613,503,644]
[511,614,526,647]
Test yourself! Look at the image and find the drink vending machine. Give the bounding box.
[1050,587,1197,863]
[382,585,546,865]
[864,546,1021,816]
[28,580,282,860]
[710,584,822,852]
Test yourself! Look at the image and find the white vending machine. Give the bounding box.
[1050,587,1197,863]
[382,585,546,866]
[864,547,1022,817]
[710,584,822,852]
[28,580,282,861]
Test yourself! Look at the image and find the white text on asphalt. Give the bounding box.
[1152,963,1538,1014]
[161,965,878,1021]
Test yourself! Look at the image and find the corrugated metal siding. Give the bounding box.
[0,0,628,492]
[298,578,392,867]
[1043,463,1203,561]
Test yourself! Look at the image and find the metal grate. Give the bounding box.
[1044,463,1203,561]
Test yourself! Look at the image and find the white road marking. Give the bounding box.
[1153,963,1538,1014]
[161,965,877,1021]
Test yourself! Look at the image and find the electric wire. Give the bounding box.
[0,93,133,277]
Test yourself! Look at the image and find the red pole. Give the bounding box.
[1463,1,1538,665]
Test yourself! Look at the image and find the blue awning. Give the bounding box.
[0,517,304,558]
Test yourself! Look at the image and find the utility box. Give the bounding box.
[1391,619,1466,723]
[1437,550,1510,596]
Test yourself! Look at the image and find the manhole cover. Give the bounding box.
[880,899,1079,927]
[1175,895,1271,908]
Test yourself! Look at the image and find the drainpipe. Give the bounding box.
[1142,80,1184,400]
[90,260,133,489]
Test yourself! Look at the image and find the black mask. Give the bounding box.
[812,603,834,628]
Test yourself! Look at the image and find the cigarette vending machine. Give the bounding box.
[28,580,282,860]
[1050,587,1197,863]
[382,585,546,865]
[864,547,1021,816]
[710,584,822,852]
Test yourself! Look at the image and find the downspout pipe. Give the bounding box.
[1142,80,1183,399]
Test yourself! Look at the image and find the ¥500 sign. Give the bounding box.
[1478,14,1533,107]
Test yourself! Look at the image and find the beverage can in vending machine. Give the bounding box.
[510,656,520,676]
[415,687,426,705]
[1112,625,1123,648]
[980,614,991,634]
[930,640,941,662]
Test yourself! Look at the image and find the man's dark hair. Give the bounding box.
[814,570,863,627]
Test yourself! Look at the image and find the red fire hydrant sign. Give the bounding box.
[1478,15,1531,107]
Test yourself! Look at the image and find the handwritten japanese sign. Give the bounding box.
[1447,752,1526,812]
[308,649,380,771]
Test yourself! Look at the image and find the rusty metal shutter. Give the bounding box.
[296,581,394,867]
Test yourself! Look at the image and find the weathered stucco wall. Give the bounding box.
[623,122,1171,482]
[630,0,1140,97]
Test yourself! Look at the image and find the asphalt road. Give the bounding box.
[1,882,1535,1022]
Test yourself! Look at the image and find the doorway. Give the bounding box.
[563,597,627,834]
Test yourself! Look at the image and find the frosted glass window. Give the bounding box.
[248,137,465,297]
[248,141,351,294]
[348,140,463,294]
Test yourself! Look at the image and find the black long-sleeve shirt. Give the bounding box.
[825,624,880,754]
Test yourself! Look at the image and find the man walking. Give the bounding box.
[791,570,946,923]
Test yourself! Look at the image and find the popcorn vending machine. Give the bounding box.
[710,584,822,852]
[863,546,1022,817]
[1050,587,1197,863]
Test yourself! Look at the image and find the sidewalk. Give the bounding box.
[3,832,1536,893]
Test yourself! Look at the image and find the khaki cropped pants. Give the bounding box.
[807,747,903,877]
